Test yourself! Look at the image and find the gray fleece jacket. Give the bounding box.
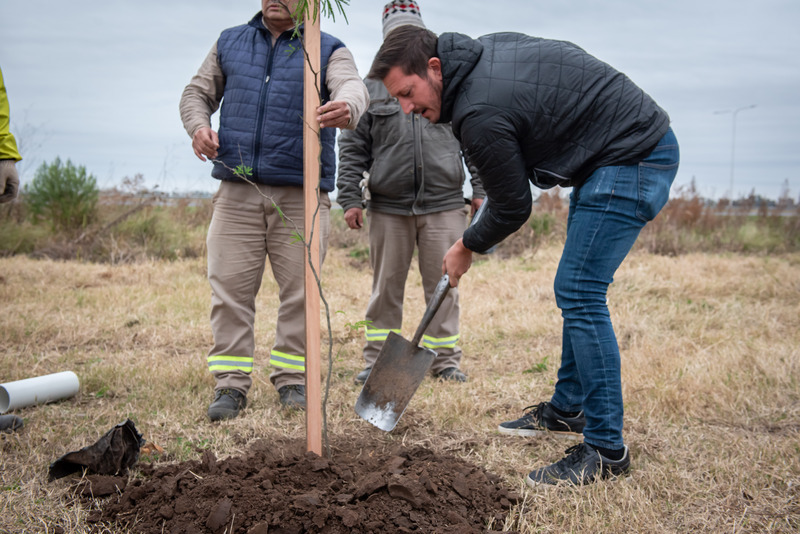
[337,77,483,215]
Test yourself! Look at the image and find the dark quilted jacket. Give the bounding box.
[437,32,670,253]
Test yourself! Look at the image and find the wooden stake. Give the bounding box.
[303,1,323,456]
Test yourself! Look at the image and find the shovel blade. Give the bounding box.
[355,331,436,431]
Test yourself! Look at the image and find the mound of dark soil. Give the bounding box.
[80,437,521,533]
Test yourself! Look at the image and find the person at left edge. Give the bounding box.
[180,0,369,420]
[0,70,23,428]
[0,66,24,432]
[0,66,21,204]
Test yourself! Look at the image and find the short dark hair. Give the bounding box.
[368,26,438,80]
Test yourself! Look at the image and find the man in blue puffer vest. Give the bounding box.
[180,0,368,420]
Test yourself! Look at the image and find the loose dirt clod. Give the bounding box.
[80,436,521,533]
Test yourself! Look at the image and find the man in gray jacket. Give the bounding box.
[337,2,483,385]
[369,26,679,486]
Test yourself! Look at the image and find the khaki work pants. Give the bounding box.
[363,208,467,374]
[206,181,330,394]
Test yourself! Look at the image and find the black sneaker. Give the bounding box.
[526,442,630,486]
[498,402,585,438]
[208,388,246,422]
[278,385,306,410]
[434,367,467,382]
[354,367,372,385]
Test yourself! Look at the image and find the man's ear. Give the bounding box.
[428,57,442,82]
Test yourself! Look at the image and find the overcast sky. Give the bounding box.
[1,1,798,200]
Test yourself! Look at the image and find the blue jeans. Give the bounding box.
[550,128,679,450]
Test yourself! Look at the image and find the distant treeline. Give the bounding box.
[2,182,798,263]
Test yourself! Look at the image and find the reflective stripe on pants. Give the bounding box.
[206,181,330,392]
[362,208,465,374]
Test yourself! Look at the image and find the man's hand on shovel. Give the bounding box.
[443,238,473,287]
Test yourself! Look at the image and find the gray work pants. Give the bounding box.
[363,208,466,374]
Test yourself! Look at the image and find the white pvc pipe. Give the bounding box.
[0,371,80,413]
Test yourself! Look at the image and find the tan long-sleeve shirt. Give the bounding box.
[180,41,368,139]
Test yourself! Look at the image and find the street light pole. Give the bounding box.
[714,104,756,199]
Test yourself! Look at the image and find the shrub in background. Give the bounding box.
[3,174,798,262]
[638,183,800,255]
[23,157,99,232]
[108,206,207,262]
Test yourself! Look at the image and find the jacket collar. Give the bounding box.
[437,32,483,124]
[249,11,303,40]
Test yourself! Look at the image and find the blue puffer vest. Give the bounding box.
[212,13,343,192]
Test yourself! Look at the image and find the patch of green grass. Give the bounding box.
[523,355,549,373]
[347,245,369,261]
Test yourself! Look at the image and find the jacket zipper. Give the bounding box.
[252,32,279,178]
[411,114,423,214]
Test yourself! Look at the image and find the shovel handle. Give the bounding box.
[411,274,451,347]
[407,202,485,348]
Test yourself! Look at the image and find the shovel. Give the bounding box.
[355,273,451,431]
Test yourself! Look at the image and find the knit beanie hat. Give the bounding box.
[382,1,426,40]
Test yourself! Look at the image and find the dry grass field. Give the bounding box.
[1,239,799,532]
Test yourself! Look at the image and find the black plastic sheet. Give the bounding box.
[48,419,144,481]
